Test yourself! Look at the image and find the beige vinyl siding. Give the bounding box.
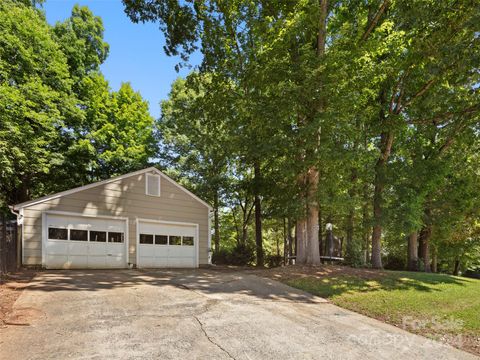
[21,172,210,266]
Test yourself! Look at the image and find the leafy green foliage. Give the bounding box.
[0,2,156,211]
[124,0,480,272]
[0,0,79,208]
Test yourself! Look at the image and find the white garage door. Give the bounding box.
[137,220,197,268]
[44,214,127,269]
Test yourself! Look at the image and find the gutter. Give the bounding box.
[8,205,21,223]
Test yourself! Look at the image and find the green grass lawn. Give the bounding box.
[286,271,480,335]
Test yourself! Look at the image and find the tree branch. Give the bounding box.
[397,78,436,114]
[360,0,390,42]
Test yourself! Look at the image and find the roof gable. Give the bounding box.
[13,167,212,211]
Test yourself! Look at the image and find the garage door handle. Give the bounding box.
[107,254,112,256]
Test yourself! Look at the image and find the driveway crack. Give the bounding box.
[193,315,236,359]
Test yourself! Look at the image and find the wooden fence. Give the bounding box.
[0,215,18,275]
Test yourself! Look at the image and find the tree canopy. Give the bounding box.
[124,0,480,273]
[0,1,156,208]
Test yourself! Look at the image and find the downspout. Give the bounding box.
[208,209,213,265]
[8,205,23,268]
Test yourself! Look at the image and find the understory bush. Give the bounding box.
[265,254,283,268]
[383,254,406,270]
[212,243,255,266]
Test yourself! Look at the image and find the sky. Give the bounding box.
[42,0,202,119]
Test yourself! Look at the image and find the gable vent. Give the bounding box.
[146,174,161,197]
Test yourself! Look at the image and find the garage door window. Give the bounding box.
[140,234,154,244]
[183,236,194,246]
[155,235,168,245]
[70,229,88,241]
[108,232,124,243]
[169,235,181,245]
[90,231,107,242]
[48,227,68,240]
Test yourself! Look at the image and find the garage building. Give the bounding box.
[12,167,212,269]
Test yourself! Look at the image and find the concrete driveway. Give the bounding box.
[0,269,475,360]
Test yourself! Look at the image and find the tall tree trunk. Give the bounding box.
[296,219,307,264]
[431,247,437,273]
[346,167,357,262]
[213,191,220,253]
[241,224,248,245]
[306,168,321,265]
[419,224,432,273]
[407,232,418,271]
[283,218,288,265]
[318,208,323,257]
[371,131,393,268]
[346,209,354,261]
[362,183,370,264]
[302,0,328,267]
[453,258,460,276]
[287,218,294,264]
[254,161,264,267]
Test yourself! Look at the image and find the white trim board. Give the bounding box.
[13,167,212,211]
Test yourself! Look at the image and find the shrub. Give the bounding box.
[383,254,406,270]
[265,254,283,268]
[211,248,230,265]
[212,243,255,266]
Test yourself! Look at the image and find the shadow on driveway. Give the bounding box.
[25,268,326,304]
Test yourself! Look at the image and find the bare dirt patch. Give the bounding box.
[249,263,388,282]
[0,270,36,327]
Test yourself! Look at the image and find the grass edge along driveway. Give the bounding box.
[263,267,480,356]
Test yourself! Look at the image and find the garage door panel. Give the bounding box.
[89,243,107,256]
[106,255,125,268]
[138,221,197,268]
[154,246,168,257]
[88,255,107,268]
[46,254,68,268]
[138,244,155,257]
[139,223,195,237]
[169,246,195,257]
[167,257,195,267]
[45,214,127,269]
[67,243,89,256]
[68,255,89,268]
[45,241,68,255]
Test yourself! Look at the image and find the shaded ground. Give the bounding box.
[0,270,36,326]
[0,269,475,359]
[253,265,480,356]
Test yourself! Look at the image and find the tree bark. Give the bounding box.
[213,191,220,253]
[419,224,432,273]
[306,167,321,266]
[318,208,323,257]
[287,218,294,264]
[254,161,264,267]
[283,218,288,265]
[296,219,307,264]
[371,130,393,269]
[453,258,460,276]
[407,232,418,271]
[431,247,437,273]
[362,182,370,265]
[346,167,357,262]
[302,0,328,267]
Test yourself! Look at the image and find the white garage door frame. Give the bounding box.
[135,218,199,268]
[41,210,129,268]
